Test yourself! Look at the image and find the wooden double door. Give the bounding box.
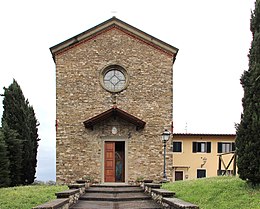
[104,141,125,182]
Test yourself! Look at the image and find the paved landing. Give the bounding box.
[70,200,162,209]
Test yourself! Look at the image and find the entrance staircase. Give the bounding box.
[70,184,162,209]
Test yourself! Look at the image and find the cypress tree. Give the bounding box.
[236,0,260,185]
[2,79,40,185]
[0,128,11,187]
[1,122,22,186]
[24,102,40,184]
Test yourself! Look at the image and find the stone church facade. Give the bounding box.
[50,17,178,184]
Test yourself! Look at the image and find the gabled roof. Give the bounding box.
[50,17,178,60]
[83,106,146,130]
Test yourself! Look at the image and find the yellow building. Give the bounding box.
[170,133,236,181]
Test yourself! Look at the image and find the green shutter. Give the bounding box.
[179,142,182,152]
[206,142,211,153]
[218,142,222,153]
[231,142,235,151]
[192,142,197,153]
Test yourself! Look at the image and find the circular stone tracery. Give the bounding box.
[101,65,128,93]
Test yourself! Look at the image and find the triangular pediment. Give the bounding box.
[50,17,178,60]
[83,106,146,131]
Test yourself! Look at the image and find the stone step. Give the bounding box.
[90,184,139,188]
[76,180,88,184]
[151,188,175,198]
[80,192,151,201]
[144,183,162,189]
[68,183,85,189]
[86,186,144,193]
[68,184,162,208]
[70,200,162,209]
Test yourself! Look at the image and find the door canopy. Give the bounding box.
[83,106,146,130]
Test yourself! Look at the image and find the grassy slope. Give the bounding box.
[0,185,68,209]
[162,176,260,209]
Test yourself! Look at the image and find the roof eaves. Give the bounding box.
[83,106,146,130]
[50,17,178,60]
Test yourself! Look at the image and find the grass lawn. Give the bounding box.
[162,176,260,209]
[0,185,68,209]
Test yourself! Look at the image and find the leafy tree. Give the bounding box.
[236,0,260,185]
[2,79,40,185]
[1,122,22,186]
[0,128,10,187]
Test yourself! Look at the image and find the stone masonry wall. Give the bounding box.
[55,28,174,184]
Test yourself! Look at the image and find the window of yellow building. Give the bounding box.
[217,142,235,153]
[192,142,211,153]
[173,141,182,152]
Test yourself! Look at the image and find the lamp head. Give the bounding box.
[162,129,171,142]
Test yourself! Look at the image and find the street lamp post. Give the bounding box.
[162,129,171,182]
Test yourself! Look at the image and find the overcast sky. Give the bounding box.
[0,0,255,181]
